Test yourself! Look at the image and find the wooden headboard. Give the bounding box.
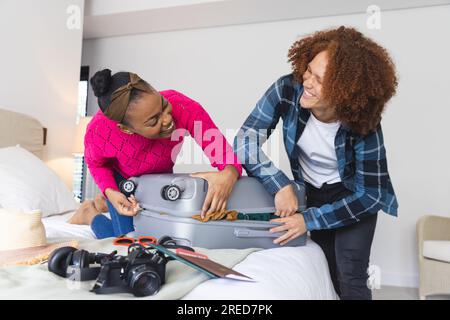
[0,108,46,160]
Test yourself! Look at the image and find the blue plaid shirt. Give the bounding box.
[234,74,398,231]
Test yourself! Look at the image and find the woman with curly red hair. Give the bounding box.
[234,26,398,300]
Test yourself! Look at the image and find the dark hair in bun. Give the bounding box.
[90,68,112,98]
[90,69,152,114]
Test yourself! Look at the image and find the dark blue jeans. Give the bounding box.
[91,200,134,239]
[306,181,378,300]
[90,171,135,239]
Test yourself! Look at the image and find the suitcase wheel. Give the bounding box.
[158,236,195,252]
[158,236,176,246]
[161,185,181,201]
[119,179,136,195]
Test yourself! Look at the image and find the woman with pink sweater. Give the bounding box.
[70,69,242,239]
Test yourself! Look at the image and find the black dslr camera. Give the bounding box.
[91,243,167,296]
[48,243,167,297]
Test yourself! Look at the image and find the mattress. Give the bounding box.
[42,211,338,300]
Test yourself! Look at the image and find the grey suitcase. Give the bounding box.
[124,174,307,249]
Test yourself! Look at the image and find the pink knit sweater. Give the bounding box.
[84,90,242,194]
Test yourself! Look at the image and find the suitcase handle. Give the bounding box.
[233,227,283,238]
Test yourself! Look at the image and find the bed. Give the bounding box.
[0,108,337,300]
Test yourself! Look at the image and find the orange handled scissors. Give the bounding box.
[113,236,157,247]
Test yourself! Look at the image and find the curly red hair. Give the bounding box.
[288,26,398,136]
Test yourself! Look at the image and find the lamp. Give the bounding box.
[73,116,92,155]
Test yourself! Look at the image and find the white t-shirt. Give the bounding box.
[297,113,341,188]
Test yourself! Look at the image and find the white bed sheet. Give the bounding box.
[43,211,96,239]
[42,212,337,300]
[184,241,337,300]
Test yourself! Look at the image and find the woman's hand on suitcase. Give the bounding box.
[270,214,307,246]
[105,188,141,216]
[274,184,298,217]
[190,165,239,218]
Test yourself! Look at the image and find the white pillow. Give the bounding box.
[0,145,76,217]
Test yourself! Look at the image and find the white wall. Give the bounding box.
[82,5,450,287]
[85,0,222,16]
[0,0,84,188]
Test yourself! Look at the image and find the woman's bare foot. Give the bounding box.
[68,200,101,225]
[94,194,109,213]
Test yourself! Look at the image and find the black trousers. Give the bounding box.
[306,181,378,300]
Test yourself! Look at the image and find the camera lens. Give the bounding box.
[128,265,161,297]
